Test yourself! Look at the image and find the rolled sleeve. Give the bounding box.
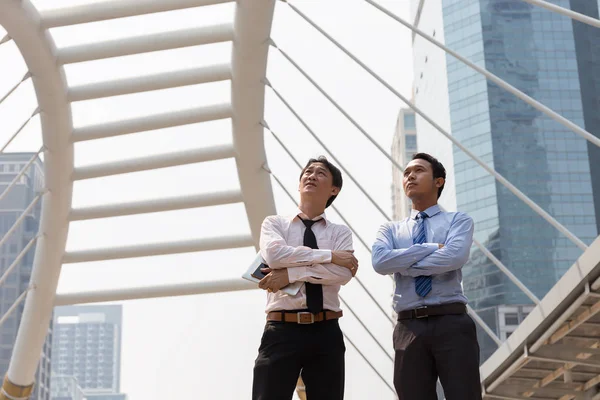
[312,249,332,264]
[287,267,308,283]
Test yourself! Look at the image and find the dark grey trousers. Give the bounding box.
[393,313,482,400]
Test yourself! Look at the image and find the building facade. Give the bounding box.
[51,376,86,400]
[0,153,51,400]
[86,395,128,400]
[391,107,418,220]
[52,305,126,399]
[411,0,600,361]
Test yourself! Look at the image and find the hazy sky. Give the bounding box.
[0,1,415,398]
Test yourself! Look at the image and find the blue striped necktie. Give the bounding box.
[414,211,432,297]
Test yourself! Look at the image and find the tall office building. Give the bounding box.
[52,305,126,399]
[411,0,600,361]
[85,394,128,400]
[0,153,51,400]
[391,107,418,220]
[51,376,85,400]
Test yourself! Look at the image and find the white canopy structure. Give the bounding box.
[0,0,599,398]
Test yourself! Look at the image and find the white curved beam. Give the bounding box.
[72,145,236,180]
[69,190,243,220]
[71,103,232,142]
[230,0,277,246]
[54,278,256,306]
[0,0,74,394]
[68,64,232,101]
[40,0,234,28]
[63,235,254,263]
[58,23,234,64]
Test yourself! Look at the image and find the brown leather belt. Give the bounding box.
[267,310,343,324]
[397,302,466,320]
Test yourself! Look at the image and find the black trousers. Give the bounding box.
[393,313,482,400]
[253,319,345,400]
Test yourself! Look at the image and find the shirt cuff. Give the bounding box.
[312,249,332,264]
[287,267,308,283]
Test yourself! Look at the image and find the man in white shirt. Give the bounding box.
[252,156,358,400]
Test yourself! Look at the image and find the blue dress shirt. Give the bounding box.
[372,204,474,312]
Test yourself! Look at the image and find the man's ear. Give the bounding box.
[435,178,445,188]
[331,186,341,196]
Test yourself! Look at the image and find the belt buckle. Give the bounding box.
[297,312,315,324]
[414,306,428,319]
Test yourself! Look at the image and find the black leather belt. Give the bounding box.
[397,302,466,320]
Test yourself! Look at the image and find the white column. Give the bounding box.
[0,0,74,393]
[230,0,277,246]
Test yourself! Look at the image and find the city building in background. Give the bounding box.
[391,107,418,221]
[52,305,126,400]
[410,0,600,361]
[0,153,51,400]
[85,394,128,400]
[51,376,85,400]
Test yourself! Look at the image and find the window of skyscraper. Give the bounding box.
[504,313,519,326]
[403,113,416,129]
[405,135,417,150]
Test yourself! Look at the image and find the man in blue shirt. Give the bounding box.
[372,153,481,400]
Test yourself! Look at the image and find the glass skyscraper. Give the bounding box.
[412,0,600,361]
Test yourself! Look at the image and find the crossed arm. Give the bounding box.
[372,213,474,277]
[259,216,356,291]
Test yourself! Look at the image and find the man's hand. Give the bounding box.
[332,250,359,276]
[258,269,290,293]
[438,243,444,249]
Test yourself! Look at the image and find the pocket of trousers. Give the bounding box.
[393,321,418,351]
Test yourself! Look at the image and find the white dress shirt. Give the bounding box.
[259,209,354,313]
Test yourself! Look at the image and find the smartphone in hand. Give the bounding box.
[251,263,269,280]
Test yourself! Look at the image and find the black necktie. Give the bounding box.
[300,218,324,314]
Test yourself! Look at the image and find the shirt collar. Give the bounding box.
[293,208,329,226]
[410,204,442,220]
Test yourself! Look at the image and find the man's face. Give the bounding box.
[299,162,339,203]
[403,158,442,200]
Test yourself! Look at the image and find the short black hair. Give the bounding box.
[300,156,343,208]
[411,153,446,198]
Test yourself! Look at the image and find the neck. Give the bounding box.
[298,200,326,220]
[411,197,437,212]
